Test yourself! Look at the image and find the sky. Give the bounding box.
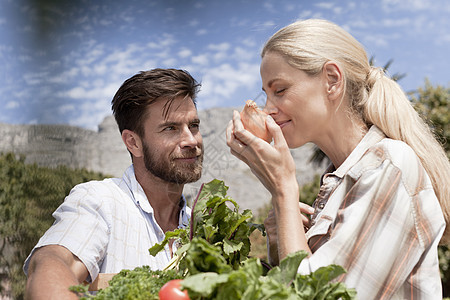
[0,0,449,131]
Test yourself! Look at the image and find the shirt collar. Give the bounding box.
[331,125,386,179]
[122,165,190,226]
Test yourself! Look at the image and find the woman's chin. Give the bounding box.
[284,132,308,149]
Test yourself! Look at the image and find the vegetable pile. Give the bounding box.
[71,180,356,299]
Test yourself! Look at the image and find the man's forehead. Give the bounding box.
[146,97,197,121]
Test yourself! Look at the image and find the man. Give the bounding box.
[23,69,204,299]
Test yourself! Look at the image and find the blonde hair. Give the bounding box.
[262,19,450,243]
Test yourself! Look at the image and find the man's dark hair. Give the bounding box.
[111,68,201,137]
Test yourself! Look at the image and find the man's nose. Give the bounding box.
[180,127,198,148]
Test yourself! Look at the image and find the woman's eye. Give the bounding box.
[275,88,286,95]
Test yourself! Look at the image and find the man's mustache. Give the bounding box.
[172,148,203,160]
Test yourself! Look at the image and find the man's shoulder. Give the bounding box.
[72,177,118,192]
[68,177,128,202]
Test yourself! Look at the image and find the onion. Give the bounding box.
[240,100,272,143]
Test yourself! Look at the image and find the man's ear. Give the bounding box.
[121,129,144,158]
[323,61,344,101]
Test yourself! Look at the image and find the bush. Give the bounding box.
[0,153,108,300]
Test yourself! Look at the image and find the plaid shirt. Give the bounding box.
[299,126,445,299]
[23,165,190,282]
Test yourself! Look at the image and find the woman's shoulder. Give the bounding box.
[375,138,417,163]
[367,138,433,193]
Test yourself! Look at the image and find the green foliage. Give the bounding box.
[0,153,107,300]
[70,267,182,300]
[182,251,356,300]
[299,175,322,206]
[410,78,449,158]
[90,180,355,299]
[149,179,263,275]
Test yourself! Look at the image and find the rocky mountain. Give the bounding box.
[0,107,324,215]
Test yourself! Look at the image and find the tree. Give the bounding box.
[410,78,449,158]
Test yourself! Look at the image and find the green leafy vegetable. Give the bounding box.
[70,267,181,300]
[72,180,356,299]
[149,179,262,274]
[180,251,356,300]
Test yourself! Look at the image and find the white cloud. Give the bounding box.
[194,2,204,9]
[162,58,178,66]
[5,101,19,109]
[58,104,75,114]
[178,48,192,58]
[363,34,389,48]
[382,18,411,27]
[207,43,231,52]
[233,47,254,62]
[285,3,296,12]
[147,33,176,49]
[64,86,85,99]
[297,10,313,20]
[263,2,274,12]
[18,55,32,62]
[381,0,448,12]
[192,54,209,66]
[23,72,45,85]
[198,62,260,108]
[189,19,199,27]
[196,29,207,35]
[436,33,450,45]
[315,2,334,10]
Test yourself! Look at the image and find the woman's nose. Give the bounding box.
[263,98,277,115]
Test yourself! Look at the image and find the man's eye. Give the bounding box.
[190,123,200,129]
[163,126,176,131]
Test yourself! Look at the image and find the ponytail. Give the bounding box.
[363,68,450,243]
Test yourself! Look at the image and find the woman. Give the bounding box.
[226,19,450,299]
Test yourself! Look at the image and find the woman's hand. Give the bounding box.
[226,110,311,259]
[226,110,297,198]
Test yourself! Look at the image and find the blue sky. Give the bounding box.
[0,0,449,130]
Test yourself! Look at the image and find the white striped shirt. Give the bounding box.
[23,165,191,282]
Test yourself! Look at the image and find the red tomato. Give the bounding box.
[159,279,190,300]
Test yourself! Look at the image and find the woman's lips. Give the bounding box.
[276,120,291,129]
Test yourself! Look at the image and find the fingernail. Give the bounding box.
[266,115,274,123]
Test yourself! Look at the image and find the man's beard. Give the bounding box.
[142,141,203,184]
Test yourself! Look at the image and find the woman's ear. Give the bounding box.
[121,129,144,158]
[323,61,344,101]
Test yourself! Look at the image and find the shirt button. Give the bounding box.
[318,202,325,209]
